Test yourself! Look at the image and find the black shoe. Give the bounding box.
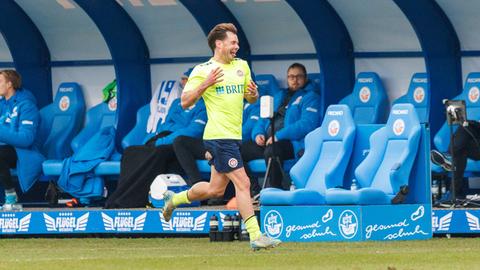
[431,150,453,171]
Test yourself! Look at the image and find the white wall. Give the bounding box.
[120,1,210,58]
[16,0,111,61]
[17,0,113,109]
[252,60,320,88]
[355,58,426,103]
[437,0,480,85]
[52,66,115,109]
[329,0,421,52]
[224,0,315,55]
[0,34,12,62]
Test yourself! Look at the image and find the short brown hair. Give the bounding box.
[0,70,21,90]
[207,23,237,52]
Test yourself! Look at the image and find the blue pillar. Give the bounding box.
[286,0,355,114]
[75,0,151,149]
[0,0,51,107]
[394,0,462,135]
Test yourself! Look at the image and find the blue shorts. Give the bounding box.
[204,139,244,173]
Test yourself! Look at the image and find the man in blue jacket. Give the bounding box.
[244,63,321,189]
[0,70,44,210]
[105,96,207,208]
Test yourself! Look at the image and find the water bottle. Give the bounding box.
[209,214,218,242]
[441,180,447,197]
[290,182,296,191]
[240,219,250,241]
[431,180,439,202]
[222,214,234,241]
[232,213,240,240]
[350,179,358,191]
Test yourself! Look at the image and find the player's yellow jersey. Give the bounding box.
[183,58,251,140]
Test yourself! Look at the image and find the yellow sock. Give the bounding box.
[172,190,191,207]
[245,215,261,241]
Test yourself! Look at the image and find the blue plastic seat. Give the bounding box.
[36,82,85,159]
[260,105,356,205]
[393,73,429,123]
[433,72,480,173]
[339,72,388,124]
[307,73,323,94]
[254,74,281,97]
[326,103,421,205]
[42,99,118,176]
[121,104,150,149]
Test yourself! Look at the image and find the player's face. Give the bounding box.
[0,74,11,96]
[287,67,307,92]
[219,31,239,62]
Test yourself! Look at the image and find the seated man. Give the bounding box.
[243,63,321,189]
[105,73,207,208]
[0,70,44,210]
[431,121,480,199]
[173,101,262,203]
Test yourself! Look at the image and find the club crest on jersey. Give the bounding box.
[237,69,244,77]
[228,158,238,168]
[328,120,340,137]
[59,96,70,111]
[359,87,371,103]
[469,87,480,103]
[393,119,405,136]
[413,87,425,103]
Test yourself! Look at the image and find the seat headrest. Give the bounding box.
[321,104,355,140]
[255,74,280,96]
[307,73,322,93]
[53,82,84,113]
[385,103,420,139]
[408,73,429,105]
[463,72,480,106]
[352,72,384,105]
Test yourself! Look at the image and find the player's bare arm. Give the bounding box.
[244,80,258,104]
[181,67,224,109]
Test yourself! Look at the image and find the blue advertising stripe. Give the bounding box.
[260,205,363,242]
[432,209,480,234]
[361,204,432,241]
[0,209,239,235]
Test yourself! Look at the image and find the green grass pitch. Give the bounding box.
[0,237,478,270]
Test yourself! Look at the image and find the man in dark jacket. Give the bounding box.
[244,63,321,189]
[0,70,44,210]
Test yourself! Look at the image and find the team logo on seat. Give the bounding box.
[338,210,358,239]
[108,97,117,111]
[413,87,425,103]
[359,87,371,103]
[469,87,480,103]
[328,120,340,137]
[264,210,283,239]
[393,119,405,136]
[59,96,70,111]
[228,158,238,168]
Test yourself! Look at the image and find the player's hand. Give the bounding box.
[245,80,258,98]
[255,135,265,146]
[203,67,224,88]
[205,151,213,161]
[266,136,277,146]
